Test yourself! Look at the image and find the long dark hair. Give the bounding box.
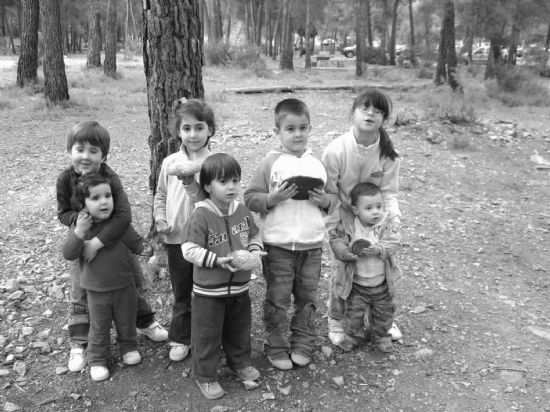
[351,88,398,161]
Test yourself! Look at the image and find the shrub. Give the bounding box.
[421,88,477,125]
[205,41,232,66]
[486,66,550,107]
[363,47,386,65]
[416,66,433,79]
[232,44,262,69]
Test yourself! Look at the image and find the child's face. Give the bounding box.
[84,183,114,222]
[70,142,105,174]
[352,193,384,226]
[179,114,211,153]
[205,176,240,209]
[352,104,385,135]
[275,114,310,156]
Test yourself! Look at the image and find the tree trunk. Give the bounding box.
[545,23,550,51]
[304,0,311,69]
[484,39,503,80]
[225,0,231,43]
[355,0,366,77]
[389,0,399,65]
[86,0,102,68]
[408,0,417,66]
[366,0,373,47]
[142,0,204,196]
[41,0,69,104]
[0,0,5,37]
[123,0,128,49]
[211,0,222,41]
[255,0,264,48]
[380,0,388,65]
[279,0,294,70]
[435,1,461,92]
[104,0,117,77]
[17,0,39,86]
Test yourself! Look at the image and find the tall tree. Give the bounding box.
[41,0,69,104]
[379,0,389,65]
[143,0,204,196]
[211,0,223,41]
[304,0,311,69]
[355,0,367,76]
[388,0,400,65]
[16,0,39,87]
[279,0,294,70]
[103,0,116,77]
[407,0,417,66]
[366,0,373,47]
[86,0,101,68]
[435,1,461,92]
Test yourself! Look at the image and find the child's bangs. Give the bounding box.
[354,89,391,117]
[216,157,241,181]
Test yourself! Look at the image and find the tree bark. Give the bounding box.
[86,0,102,68]
[279,0,294,70]
[16,0,39,87]
[408,0,417,66]
[211,0,222,41]
[41,0,69,104]
[389,0,399,65]
[355,0,366,77]
[225,0,231,43]
[103,0,117,77]
[366,0,373,47]
[142,0,204,196]
[435,1,461,92]
[304,0,311,69]
[380,0,388,65]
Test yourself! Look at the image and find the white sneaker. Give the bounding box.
[169,342,190,361]
[68,347,86,372]
[122,350,141,365]
[328,317,345,345]
[137,321,168,342]
[90,365,109,381]
[388,322,402,341]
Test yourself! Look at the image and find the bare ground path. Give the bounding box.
[0,55,549,411]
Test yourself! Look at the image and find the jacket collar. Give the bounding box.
[195,198,239,217]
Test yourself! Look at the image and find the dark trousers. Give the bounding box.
[87,284,138,366]
[344,281,394,342]
[192,293,252,383]
[166,244,193,345]
[68,255,155,347]
[262,245,321,358]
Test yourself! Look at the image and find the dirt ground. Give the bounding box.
[0,54,550,411]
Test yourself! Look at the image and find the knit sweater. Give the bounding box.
[63,220,144,292]
[322,127,401,230]
[244,148,337,251]
[181,199,262,297]
[153,146,211,244]
[56,164,132,246]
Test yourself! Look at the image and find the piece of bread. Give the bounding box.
[351,239,371,256]
[281,176,324,200]
[227,250,260,271]
[167,159,202,177]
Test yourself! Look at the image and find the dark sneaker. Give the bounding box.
[196,380,224,399]
[234,366,260,381]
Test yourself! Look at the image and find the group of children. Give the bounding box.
[57,88,403,400]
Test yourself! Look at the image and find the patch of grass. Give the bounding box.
[485,66,550,107]
[420,87,477,125]
[448,134,472,150]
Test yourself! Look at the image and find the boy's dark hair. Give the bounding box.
[274,98,310,128]
[350,182,383,207]
[351,88,398,161]
[170,98,217,147]
[66,121,110,157]
[199,153,241,196]
[75,173,112,210]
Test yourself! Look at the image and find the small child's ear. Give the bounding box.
[351,205,358,216]
[273,127,280,136]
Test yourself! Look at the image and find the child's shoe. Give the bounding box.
[90,365,110,382]
[327,317,346,347]
[169,342,190,361]
[267,354,293,370]
[122,350,141,365]
[388,322,402,341]
[137,321,169,342]
[290,351,311,367]
[375,338,393,353]
[234,366,260,381]
[196,380,224,399]
[68,347,86,372]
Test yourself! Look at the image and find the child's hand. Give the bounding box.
[362,245,381,256]
[268,181,298,206]
[155,219,170,234]
[339,248,358,262]
[218,256,237,272]
[75,211,93,238]
[177,175,195,185]
[83,237,104,262]
[308,187,330,209]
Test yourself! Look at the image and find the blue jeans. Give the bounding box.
[192,293,252,382]
[345,281,394,342]
[166,244,193,345]
[262,245,322,358]
[87,284,137,366]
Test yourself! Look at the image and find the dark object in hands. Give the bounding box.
[281,176,324,200]
[351,239,371,256]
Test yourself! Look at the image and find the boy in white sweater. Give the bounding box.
[244,98,337,369]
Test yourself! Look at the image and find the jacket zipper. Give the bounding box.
[224,215,234,295]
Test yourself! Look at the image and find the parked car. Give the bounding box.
[342,44,356,58]
[322,38,337,46]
